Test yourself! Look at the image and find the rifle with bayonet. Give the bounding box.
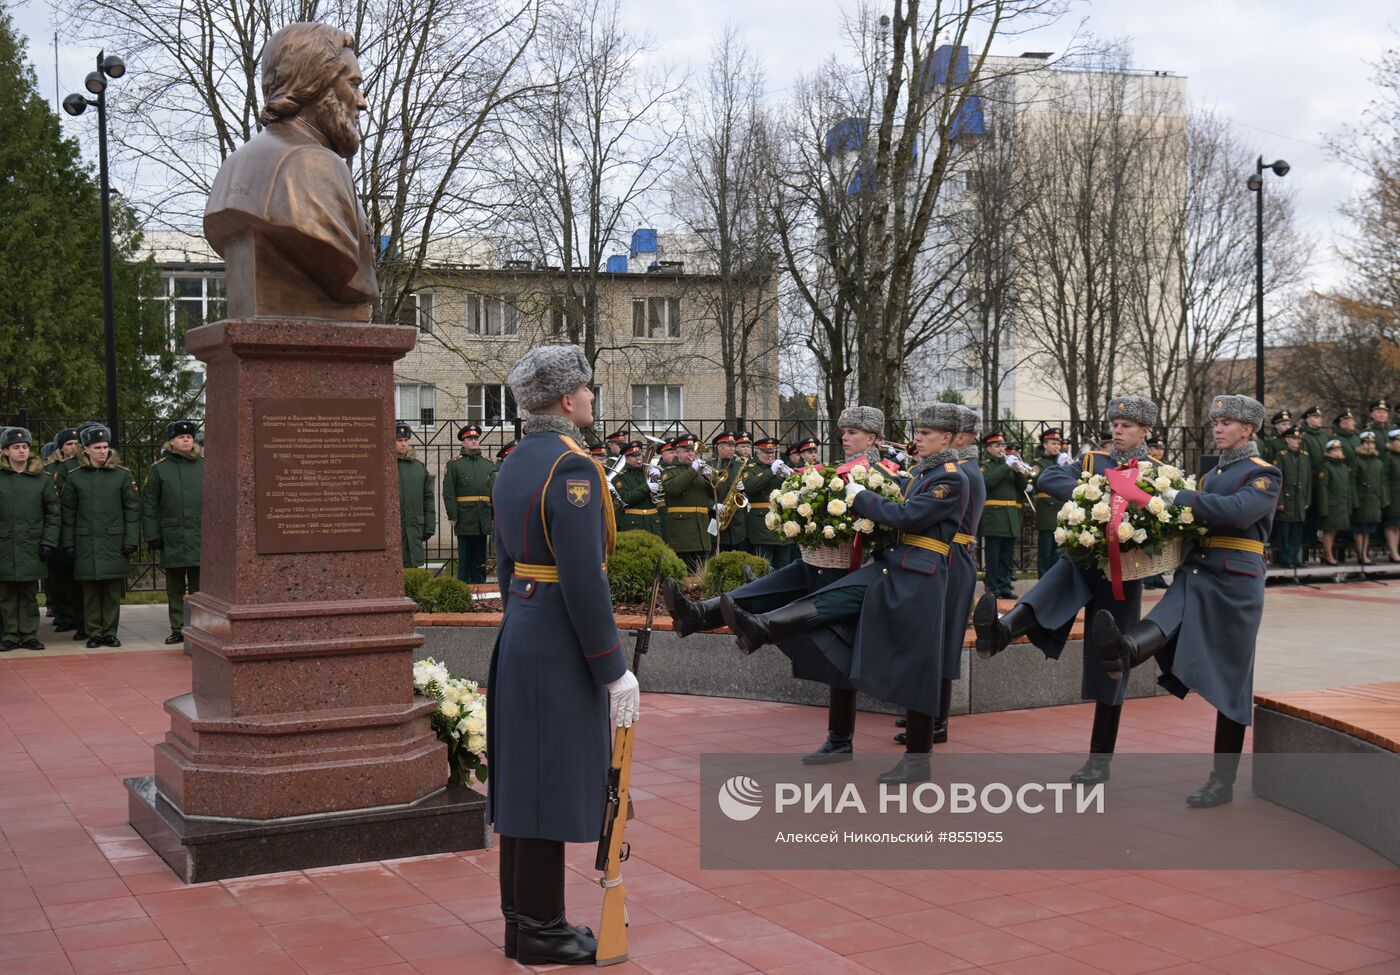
[594,554,664,966]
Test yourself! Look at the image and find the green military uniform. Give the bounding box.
[1259,410,1292,463]
[1365,399,1392,443]
[1353,444,1389,530]
[395,424,436,569]
[1332,410,1361,469]
[0,432,60,649]
[61,429,139,645]
[443,425,494,583]
[615,443,662,536]
[1315,452,1356,533]
[1272,431,1311,567]
[662,434,716,570]
[978,435,1028,598]
[1386,434,1400,528]
[43,429,83,633]
[1031,429,1064,577]
[743,439,788,567]
[140,423,204,641]
[712,433,749,552]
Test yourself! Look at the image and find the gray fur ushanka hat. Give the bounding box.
[1105,394,1158,428]
[837,405,884,435]
[957,405,981,435]
[913,403,961,432]
[507,345,593,412]
[1208,393,1265,431]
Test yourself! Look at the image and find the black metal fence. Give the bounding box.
[4,412,1220,590]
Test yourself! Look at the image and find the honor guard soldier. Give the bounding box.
[1272,425,1312,568]
[604,429,629,458]
[978,432,1027,599]
[443,423,493,583]
[0,428,59,651]
[141,421,203,643]
[712,430,749,553]
[745,436,790,568]
[1333,408,1361,468]
[721,403,968,784]
[43,427,83,634]
[974,395,1158,784]
[1093,395,1281,807]
[1367,398,1391,441]
[1032,429,1065,577]
[60,425,139,648]
[488,345,637,966]
[1353,431,1388,565]
[393,422,435,569]
[615,441,662,535]
[1316,439,1355,565]
[662,433,718,571]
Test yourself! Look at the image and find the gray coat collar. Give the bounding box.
[522,414,583,440]
[1217,441,1261,470]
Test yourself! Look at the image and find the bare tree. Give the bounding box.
[1274,292,1400,410]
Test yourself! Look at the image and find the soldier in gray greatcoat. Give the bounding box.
[487,345,638,966]
[972,395,1158,786]
[1093,394,1281,808]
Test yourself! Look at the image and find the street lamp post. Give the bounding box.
[63,51,126,436]
[1245,155,1289,404]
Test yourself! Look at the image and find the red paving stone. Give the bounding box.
[1,648,1398,975]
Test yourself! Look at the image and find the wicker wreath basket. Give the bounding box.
[1115,538,1187,581]
[799,542,872,569]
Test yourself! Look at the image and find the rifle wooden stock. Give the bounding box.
[595,725,635,966]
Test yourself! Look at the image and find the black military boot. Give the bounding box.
[1069,703,1122,785]
[877,752,931,784]
[802,732,854,765]
[515,913,597,966]
[721,595,822,655]
[502,908,519,959]
[972,593,1036,658]
[1093,610,1168,676]
[1069,754,1112,784]
[662,578,724,638]
[1185,771,1234,808]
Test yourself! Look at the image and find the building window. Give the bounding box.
[156,273,226,351]
[465,384,518,422]
[467,295,519,336]
[631,297,681,339]
[631,384,682,422]
[410,292,434,333]
[396,383,437,426]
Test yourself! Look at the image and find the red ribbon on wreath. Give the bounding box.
[836,457,871,572]
[1103,461,1153,601]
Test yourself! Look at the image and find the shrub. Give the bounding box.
[699,551,771,598]
[403,567,434,603]
[607,530,686,603]
[417,576,475,613]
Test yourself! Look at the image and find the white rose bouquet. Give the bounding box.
[413,657,488,784]
[1055,462,1207,574]
[765,462,905,550]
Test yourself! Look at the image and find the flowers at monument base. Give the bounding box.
[413,657,488,784]
[767,462,905,549]
[1056,463,1207,573]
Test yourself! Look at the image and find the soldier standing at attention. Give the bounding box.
[1261,410,1292,462]
[0,428,59,651]
[1352,431,1389,566]
[713,431,749,553]
[662,433,717,571]
[973,396,1158,784]
[1032,428,1065,577]
[1273,426,1311,569]
[1334,409,1361,468]
[1093,395,1280,807]
[744,436,788,568]
[1366,398,1391,441]
[443,423,493,583]
[44,428,83,635]
[488,345,637,966]
[61,425,138,648]
[1298,406,1327,563]
[978,432,1027,600]
[1385,429,1400,562]
[394,422,435,569]
[141,421,203,644]
[1316,439,1355,565]
[615,441,661,536]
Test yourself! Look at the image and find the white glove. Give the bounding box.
[646,478,660,493]
[691,457,705,471]
[647,464,661,478]
[845,480,866,500]
[895,450,908,463]
[713,503,725,512]
[1162,488,1180,504]
[607,670,640,727]
[1057,452,1074,466]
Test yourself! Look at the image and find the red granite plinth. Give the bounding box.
[142,319,452,828]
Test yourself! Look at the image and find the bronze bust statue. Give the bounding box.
[204,23,380,321]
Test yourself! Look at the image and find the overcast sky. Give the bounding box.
[10,0,1396,292]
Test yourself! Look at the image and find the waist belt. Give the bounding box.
[983,499,1020,507]
[952,532,975,545]
[749,502,771,509]
[623,508,658,516]
[455,495,491,502]
[513,562,559,582]
[669,506,710,514]
[1203,536,1265,555]
[902,534,950,555]
[1034,492,1052,500]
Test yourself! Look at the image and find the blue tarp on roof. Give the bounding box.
[606,255,629,273]
[630,228,657,258]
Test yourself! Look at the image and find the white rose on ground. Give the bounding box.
[797,502,813,518]
[1133,528,1148,544]
[783,521,801,538]
[1091,501,1112,523]
[1067,507,1087,525]
[781,491,800,509]
[1146,496,1165,515]
[854,518,876,533]
[822,526,836,539]
[1054,527,1069,544]
[765,512,780,530]
[1179,507,1195,524]
[868,472,885,488]
[829,476,845,492]
[1117,522,1135,542]
[1083,485,1103,502]
[851,466,868,482]
[440,701,461,719]
[827,499,847,516]
[1154,476,1172,493]
[1077,530,1097,547]
[466,734,487,754]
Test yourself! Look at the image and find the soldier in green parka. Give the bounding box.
[44,427,84,635]
[0,429,60,650]
[1030,428,1065,577]
[1272,426,1311,568]
[614,442,662,536]
[978,432,1029,599]
[1366,398,1391,442]
[1315,440,1356,565]
[394,422,436,569]
[1352,432,1389,565]
[1259,409,1292,462]
[60,425,139,647]
[662,433,718,571]
[141,421,203,643]
[712,431,749,553]
[1333,409,1361,469]
[744,436,788,567]
[442,423,494,582]
[1383,428,1400,562]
